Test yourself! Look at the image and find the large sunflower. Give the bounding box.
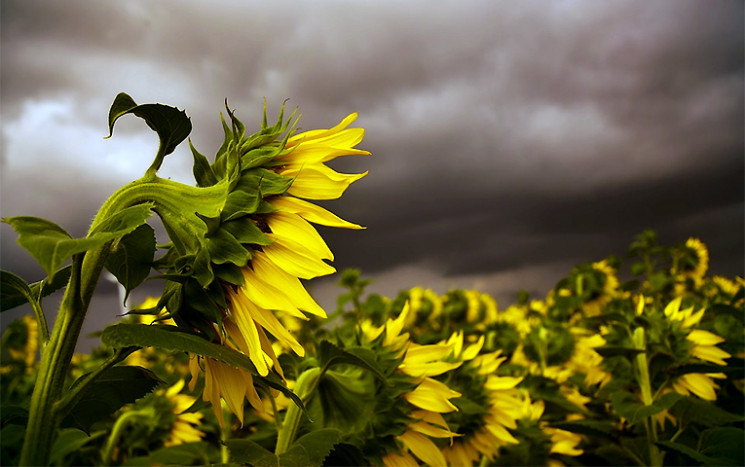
[186,111,369,423]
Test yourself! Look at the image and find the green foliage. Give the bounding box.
[0,266,71,312]
[62,366,162,433]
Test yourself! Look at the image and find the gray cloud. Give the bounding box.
[1,0,742,329]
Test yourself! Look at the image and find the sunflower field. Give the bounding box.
[1,95,743,466]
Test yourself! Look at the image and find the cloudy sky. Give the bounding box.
[1,0,743,338]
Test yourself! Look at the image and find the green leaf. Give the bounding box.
[550,419,617,438]
[317,341,387,382]
[0,270,35,312]
[700,427,745,465]
[141,442,217,466]
[107,92,192,171]
[594,346,645,358]
[49,428,92,465]
[105,224,156,300]
[656,440,716,465]
[89,202,155,237]
[281,429,341,467]
[62,366,161,433]
[227,429,340,467]
[5,204,152,282]
[670,396,744,427]
[610,391,683,426]
[101,323,304,409]
[102,323,257,371]
[225,439,278,466]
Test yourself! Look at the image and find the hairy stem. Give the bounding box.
[275,367,320,455]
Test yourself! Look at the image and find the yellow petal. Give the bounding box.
[267,211,334,260]
[485,374,523,391]
[251,252,327,317]
[381,449,419,467]
[263,241,336,279]
[282,165,367,200]
[287,113,358,144]
[664,297,683,318]
[690,345,730,366]
[403,377,461,413]
[240,264,305,318]
[244,300,305,358]
[462,335,485,360]
[398,430,447,467]
[485,421,519,444]
[678,373,719,401]
[687,330,725,346]
[226,293,270,376]
[270,195,364,229]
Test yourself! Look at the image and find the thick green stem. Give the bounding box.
[275,367,320,456]
[20,246,110,465]
[632,327,663,467]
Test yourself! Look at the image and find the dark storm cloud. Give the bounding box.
[1,0,743,319]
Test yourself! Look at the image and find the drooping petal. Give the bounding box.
[263,241,336,279]
[270,195,365,229]
[687,329,726,346]
[286,113,359,145]
[251,253,327,317]
[403,377,461,413]
[267,210,334,260]
[398,430,447,467]
[281,165,368,200]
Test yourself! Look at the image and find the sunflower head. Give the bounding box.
[673,238,709,290]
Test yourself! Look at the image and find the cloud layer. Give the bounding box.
[2,0,742,317]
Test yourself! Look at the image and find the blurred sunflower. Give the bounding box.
[648,297,730,401]
[161,379,205,447]
[361,304,464,467]
[673,238,709,292]
[440,332,524,465]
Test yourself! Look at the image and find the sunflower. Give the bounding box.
[646,297,730,401]
[440,332,524,465]
[673,238,709,291]
[161,379,205,447]
[182,110,367,423]
[580,260,621,317]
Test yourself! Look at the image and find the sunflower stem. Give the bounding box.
[275,367,320,455]
[632,327,663,467]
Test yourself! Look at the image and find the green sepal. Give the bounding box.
[213,263,245,286]
[107,92,192,175]
[105,223,156,302]
[241,145,284,170]
[189,140,218,187]
[223,217,271,245]
[61,366,162,433]
[206,229,250,266]
[237,168,293,197]
[4,204,152,282]
[222,190,262,221]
